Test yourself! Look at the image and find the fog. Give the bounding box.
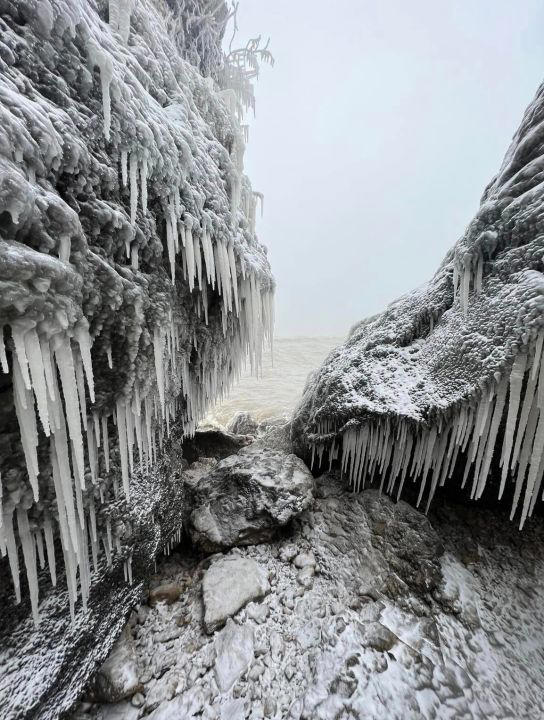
[233,1,544,337]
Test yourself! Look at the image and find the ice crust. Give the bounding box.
[293,81,544,523]
[0,1,273,715]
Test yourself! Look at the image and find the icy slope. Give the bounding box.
[292,81,544,526]
[0,0,273,716]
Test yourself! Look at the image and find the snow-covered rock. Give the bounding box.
[202,555,269,633]
[227,411,259,436]
[292,80,544,525]
[213,618,254,692]
[148,583,183,607]
[0,0,273,717]
[90,626,141,703]
[186,445,314,551]
[77,474,544,720]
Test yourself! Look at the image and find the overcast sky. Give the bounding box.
[233,1,544,337]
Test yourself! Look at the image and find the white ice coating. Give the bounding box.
[0,0,274,627]
[314,339,544,529]
[87,39,113,141]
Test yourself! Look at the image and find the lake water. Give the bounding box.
[204,336,343,428]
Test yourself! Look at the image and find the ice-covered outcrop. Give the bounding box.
[0,0,273,716]
[293,81,544,527]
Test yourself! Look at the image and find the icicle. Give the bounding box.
[499,354,527,497]
[54,336,85,488]
[11,323,32,390]
[520,409,544,528]
[4,507,21,602]
[74,353,88,433]
[140,156,148,213]
[476,377,508,499]
[44,514,57,586]
[153,328,165,417]
[120,149,128,187]
[75,320,95,404]
[510,397,540,520]
[186,225,195,291]
[102,415,110,472]
[24,329,50,436]
[475,256,483,294]
[35,527,45,570]
[194,233,202,290]
[87,39,113,141]
[116,399,131,499]
[12,354,40,499]
[130,153,138,225]
[17,507,40,625]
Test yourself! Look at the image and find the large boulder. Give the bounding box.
[185,446,314,552]
[202,555,270,633]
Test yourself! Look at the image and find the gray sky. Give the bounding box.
[234,1,544,337]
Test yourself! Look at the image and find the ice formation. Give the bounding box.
[293,82,544,526]
[0,0,273,641]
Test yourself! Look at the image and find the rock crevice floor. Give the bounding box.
[71,431,544,720]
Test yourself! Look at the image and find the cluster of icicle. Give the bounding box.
[0,5,274,627]
[0,270,273,626]
[312,330,544,529]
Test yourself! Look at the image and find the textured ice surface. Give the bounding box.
[292,81,544,522]
[0,0,273,717]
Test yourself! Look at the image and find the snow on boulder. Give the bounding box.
[185,445,314,552]
[292,79,544,526]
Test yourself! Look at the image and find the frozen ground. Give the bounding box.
[71,431,544,720]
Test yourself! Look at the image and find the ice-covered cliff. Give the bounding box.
[0,0,273,717]
[292,81,544,528]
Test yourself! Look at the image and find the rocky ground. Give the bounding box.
[68,418,544,720]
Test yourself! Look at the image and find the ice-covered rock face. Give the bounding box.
[0,0,273,645]
[293,82,544,528]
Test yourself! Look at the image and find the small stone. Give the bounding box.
[297,565,315,588]
[264,697,277,717]
[148,583,182,607]
[279,544,298,562]
[362,622,397,652]
[247,603,270,624]
[293,552,315,569]
[254,637,270,656]
[281,592,295,610]
[131,693,144,708]
[248,662,265,680]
